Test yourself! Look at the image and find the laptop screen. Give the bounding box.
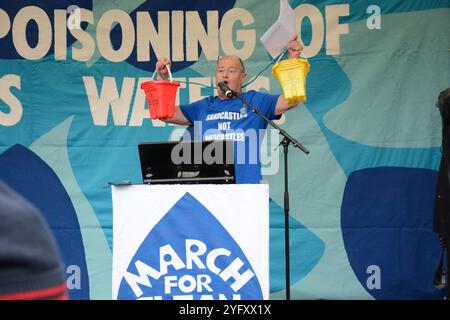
[138,140,235,184]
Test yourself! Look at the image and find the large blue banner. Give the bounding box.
[0,0,449,299]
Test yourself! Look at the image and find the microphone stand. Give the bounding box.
[229,90,309,300]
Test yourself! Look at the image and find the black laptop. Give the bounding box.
[138,140,235,184]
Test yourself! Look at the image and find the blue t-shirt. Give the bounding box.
[179,90,279,184]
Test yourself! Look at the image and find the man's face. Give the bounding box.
[215,57,246,98]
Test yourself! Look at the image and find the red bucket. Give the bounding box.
[140,65,180,119]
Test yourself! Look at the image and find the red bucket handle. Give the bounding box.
[152,64,174,82]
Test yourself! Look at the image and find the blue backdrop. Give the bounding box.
[0,0,449,299]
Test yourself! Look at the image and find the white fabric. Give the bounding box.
[260,0,297,59]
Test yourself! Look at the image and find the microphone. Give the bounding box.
[217,79,235,99]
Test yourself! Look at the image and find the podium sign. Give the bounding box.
[112,184,269,300]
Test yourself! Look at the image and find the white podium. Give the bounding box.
[111,184,269,300]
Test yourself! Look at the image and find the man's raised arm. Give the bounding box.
[154,58,191,125]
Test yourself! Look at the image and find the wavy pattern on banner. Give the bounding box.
[267,107,373,299]
[285,8,447,299]
[327,9,447,149]
[30,116,112,299]
[0,143,89,300]
[266,5,448,300]
[268,199,324,294]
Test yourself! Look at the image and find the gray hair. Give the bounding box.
[217,55,246,73]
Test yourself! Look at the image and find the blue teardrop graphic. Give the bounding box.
[341,167,444,300]
[118,192,263,300]
[0,144,90,299]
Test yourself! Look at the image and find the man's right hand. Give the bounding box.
[155,58,171,80]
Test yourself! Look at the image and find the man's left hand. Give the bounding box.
[287,36,303,59]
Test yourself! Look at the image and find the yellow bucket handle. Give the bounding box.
[152,64,173,82]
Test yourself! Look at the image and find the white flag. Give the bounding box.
[260,0,297,59]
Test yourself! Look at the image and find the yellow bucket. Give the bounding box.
[272,58,310,104]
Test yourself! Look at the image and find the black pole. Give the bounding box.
[231,92,309,300]
[282,138,291,300]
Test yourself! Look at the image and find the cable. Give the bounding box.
[175,80,212,88]
[241,58,278,88]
